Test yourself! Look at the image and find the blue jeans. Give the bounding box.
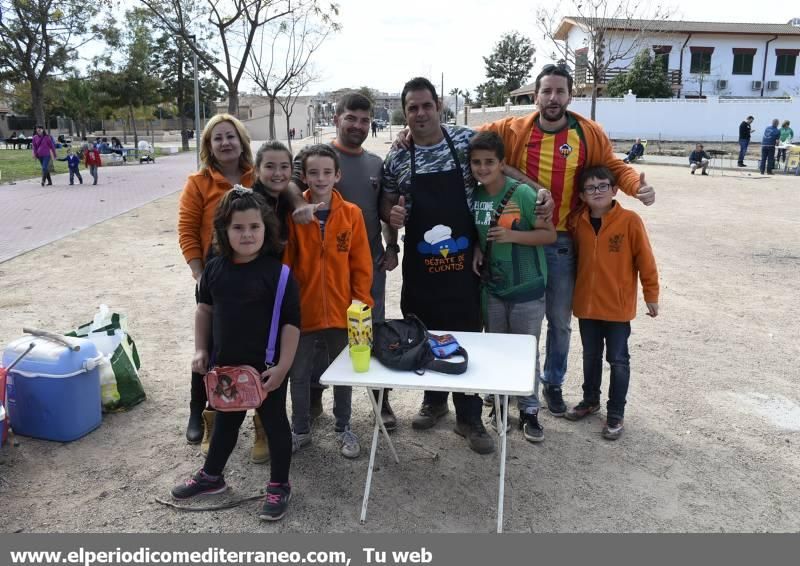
[485,295,544,413]
[541,232,576,388]
[289,329,351,433]
[37,156,52,184]
[738,139,749,164]
[578,319,631,420]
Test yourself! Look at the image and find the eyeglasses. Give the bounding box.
[582,183,612,194]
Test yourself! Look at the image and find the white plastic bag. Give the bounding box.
[67,304,145,412]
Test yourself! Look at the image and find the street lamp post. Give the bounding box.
[189,34,201,169]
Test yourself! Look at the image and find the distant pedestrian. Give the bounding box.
[759,119,780,175]
[58,148,83,185]
[84,145,101,185]
[371,120,378,137]
[623,138,645,163]
[777,120,793,164]
[688,144,710,175]
[31,125,56,186]
[738,115,754,167]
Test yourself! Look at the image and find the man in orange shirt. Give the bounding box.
[482,65,656,417]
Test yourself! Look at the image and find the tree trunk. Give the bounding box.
[30,78,46,126]
[590,82,598,121]
[177,46,189,152]
[285,112,292,152]
[129,105,139,148]
[268,96,276,140]
[227,83,239,116]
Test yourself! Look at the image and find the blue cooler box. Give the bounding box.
[3,336,104,442]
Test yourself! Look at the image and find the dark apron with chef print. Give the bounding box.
[400,127,482,419]
[401,127,481,331]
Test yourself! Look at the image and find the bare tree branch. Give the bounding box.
[246,1,338,138]
[277,68,317,150]
[139,0,294,114]
[536,0,674,119]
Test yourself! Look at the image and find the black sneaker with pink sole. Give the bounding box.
[258,482,292,521]
[171,469,227,500]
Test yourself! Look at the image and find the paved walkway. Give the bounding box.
[0,133,338,264]
[0,152,198,263]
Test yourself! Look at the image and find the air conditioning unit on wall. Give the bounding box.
[716,79,728,89]
[751,80,763,90]
[767,81,779,90]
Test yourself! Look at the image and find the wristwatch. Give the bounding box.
[385,243,401,254]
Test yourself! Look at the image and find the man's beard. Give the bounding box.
[342,128,367,146]
[540,104,567,122]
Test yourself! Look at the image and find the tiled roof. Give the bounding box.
[557,17,800,38]
[510,83,537,96]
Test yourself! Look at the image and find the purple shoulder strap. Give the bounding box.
[265,264,290,366]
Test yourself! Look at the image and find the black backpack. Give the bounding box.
[372,314,468,375]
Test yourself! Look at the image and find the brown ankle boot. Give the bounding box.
[251,414,270,464]
[200,409,215,456]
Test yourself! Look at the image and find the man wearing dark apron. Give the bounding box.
[382,77,493,454]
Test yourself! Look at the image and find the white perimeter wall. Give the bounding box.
[461,95,799,141]
[241,99,313,140]
[565,27,800,98]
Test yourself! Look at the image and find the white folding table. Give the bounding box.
[320,331,535,533]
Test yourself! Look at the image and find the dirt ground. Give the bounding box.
[0,162,798,533]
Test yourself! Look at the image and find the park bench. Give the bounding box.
[3,137,33,150]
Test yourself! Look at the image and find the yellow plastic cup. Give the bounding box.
[350,344,371,373]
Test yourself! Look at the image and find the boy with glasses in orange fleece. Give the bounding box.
[565,166,659,440]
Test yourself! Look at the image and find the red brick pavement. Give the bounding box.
[0,152,198,263]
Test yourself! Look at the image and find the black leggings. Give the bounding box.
[203,379,291,484]
[191,283,211,410]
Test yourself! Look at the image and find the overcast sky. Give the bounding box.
[304,0,800,95]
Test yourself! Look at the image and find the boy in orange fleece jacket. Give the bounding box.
[565,165,659,440]
[283,144,373,458]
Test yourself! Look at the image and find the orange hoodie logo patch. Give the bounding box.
[609,234,624,253]
[336,231,351,252]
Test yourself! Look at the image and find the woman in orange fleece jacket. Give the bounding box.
[565,165,659,441]
[177,114,257,451]
[283,145,373,459]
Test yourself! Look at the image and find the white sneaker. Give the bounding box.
[291,431,311,453]
[336,427,360,458]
